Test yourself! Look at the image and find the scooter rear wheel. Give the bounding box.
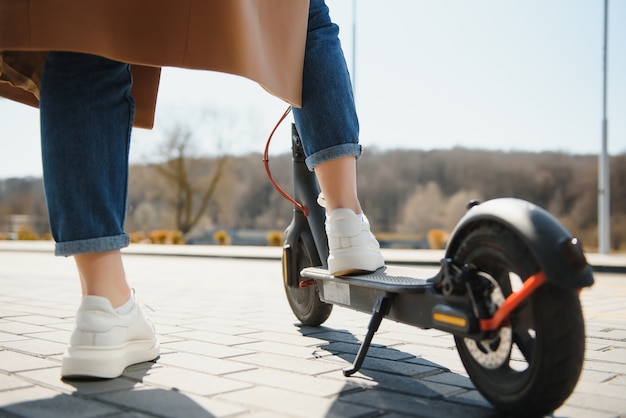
[283,237,333,326]
[452,223,585,417]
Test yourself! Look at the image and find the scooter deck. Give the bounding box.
[301,265,436,294]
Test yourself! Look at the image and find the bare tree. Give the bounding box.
[151,124,229,236]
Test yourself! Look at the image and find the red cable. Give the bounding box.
[263,106,308,216]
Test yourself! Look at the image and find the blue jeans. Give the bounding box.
[292,0,360,170]
[40,0,360,256]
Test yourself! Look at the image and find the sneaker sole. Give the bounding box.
[328,249,385,277]
[62,338,160,379]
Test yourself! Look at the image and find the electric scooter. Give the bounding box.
[265,119,594,417]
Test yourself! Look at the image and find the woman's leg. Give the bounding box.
[40,52,158,378]
[292,0,383,274]
[40,52,134,307]
[313,156,361,214]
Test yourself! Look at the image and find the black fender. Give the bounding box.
[282,211,321,288]
[445,198,594,289]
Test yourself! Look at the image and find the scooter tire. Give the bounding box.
[283,237,333,327]
[452,223,585,417]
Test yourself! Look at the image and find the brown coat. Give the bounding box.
[0,0,309,128]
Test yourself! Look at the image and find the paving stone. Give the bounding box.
[0,321,50,335]
[304,329,365,345]
[97,385,249,418]
[237,340,336,360]
[582,358,626,375]
[1,338,66,357]
[0,308,26,318]
[21,330,71,345]
[584,346,626,363]
[227,368,362,397]
[8,315,66,327]
[609,375,626,386]
[138,366,253,397]
[553,404,619,418]
[0,386,121,418]
[152,334,184,345]
[162,339,255,358]
[217,386,376,418]
[10,306,74,320]
[0,372,33,392]
[239,320,316,336]
[322,354,442,378]
[444,388,492,410]
[0,331,28,343]
[402,347,468,374]
[121,361,164,381]
[17,367,140,395]
[601,329,626,341]
[578,367,619,384]
[337,388,493,418]
[0,350,59,373]
[240,330,336,348]
[151,323,194,335]
[377,330,456,349]
[321,341,415,362]
[230,352,344,376]
[156,351,256,375]
[166,329,259,346]
[559,388,626,416]
[235,412,294,418]
[420,371,476,389]
[573,379,626,401]
[191,322,261,336]
[321,368,463,400]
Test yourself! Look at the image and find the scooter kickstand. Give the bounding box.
[343,294,394,377]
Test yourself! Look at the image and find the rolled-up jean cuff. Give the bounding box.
[305,143,362,171]
[55,233,130,256]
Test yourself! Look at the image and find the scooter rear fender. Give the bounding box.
[445,198,594,289]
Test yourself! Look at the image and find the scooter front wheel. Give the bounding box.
[283,236,333,326]
[452,223,585,417]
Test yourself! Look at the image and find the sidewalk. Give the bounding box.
[0,240,625,271]
[0,242,625,417]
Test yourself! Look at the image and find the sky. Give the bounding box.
[1,0,624,179]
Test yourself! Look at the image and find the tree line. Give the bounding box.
[1,148,625,251]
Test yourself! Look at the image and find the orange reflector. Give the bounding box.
[433,312,467,328]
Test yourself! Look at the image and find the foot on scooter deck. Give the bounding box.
[301,265,436,294]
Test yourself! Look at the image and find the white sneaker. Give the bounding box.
[326,208,385,276]
[61,293,160,379]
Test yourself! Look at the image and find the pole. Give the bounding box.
[598,0,610,254]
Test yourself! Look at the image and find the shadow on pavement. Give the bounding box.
[1,360,216,418]
[297,324,510,418]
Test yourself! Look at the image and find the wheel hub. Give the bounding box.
[464,277,512,369]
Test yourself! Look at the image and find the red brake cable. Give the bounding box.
[263,106,308,216]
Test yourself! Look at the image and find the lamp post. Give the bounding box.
[598,0,610,254]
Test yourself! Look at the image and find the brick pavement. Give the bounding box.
[0,244,625,417]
